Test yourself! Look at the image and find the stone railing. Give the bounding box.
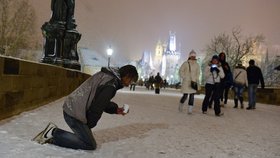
[0,56,90,121]
[198,86,280,106]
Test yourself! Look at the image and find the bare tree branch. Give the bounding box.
[204,27,280,86]
[0,0,35,55]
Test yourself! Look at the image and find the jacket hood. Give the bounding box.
[101,67,121,80]
[235,65,246,70]
[101,67,123,89]
[219,52,226,62]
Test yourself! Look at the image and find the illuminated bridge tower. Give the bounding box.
[162,31,180,84]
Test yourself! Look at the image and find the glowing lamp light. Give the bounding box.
[107,47,113,56]
[107,46,113,67]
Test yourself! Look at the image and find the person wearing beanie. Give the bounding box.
[233,61,247,108]
[246,59,265,110]
[189,50,196,57]
[218,52,233,107]
[178,50,201,114]
[201,54,225,116]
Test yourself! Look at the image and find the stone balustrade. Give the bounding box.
[0,56,90,121]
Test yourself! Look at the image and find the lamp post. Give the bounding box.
[107,46,113,67]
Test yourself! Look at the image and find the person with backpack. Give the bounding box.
[233,62,247,108]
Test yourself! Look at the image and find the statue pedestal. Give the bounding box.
[40,0,81,71]
[41,22,81,71]
[41,57,62,66]
[62,59,81,70]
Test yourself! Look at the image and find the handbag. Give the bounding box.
[191,81,198,90]
[188,62,198,90]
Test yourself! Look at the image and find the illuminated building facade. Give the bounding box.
[139,31,181,84]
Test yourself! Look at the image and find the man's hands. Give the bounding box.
[117,104,130,115]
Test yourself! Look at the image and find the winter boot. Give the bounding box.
[178,103,184,112]
[240,97,244,109]
[188,105,193,114]
[234,99,238,108]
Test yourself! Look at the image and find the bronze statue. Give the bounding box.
[41,0,81,70]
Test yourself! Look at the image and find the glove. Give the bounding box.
[210,67,219,73]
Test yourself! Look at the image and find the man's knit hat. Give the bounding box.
[189,50,196,57]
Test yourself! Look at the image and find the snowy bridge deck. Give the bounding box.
[0,87,279,158]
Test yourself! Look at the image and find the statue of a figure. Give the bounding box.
[50,0,76,30]
[41,0,81,70]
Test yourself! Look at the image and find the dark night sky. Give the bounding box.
[31,0,280,62]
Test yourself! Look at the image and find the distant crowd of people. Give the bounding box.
[131,73,167,94]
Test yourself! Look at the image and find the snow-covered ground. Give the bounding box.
[0,87,279,158]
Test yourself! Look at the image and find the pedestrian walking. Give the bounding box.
[154,72,163,94]
[178,50,200,114]
[130,82,136,91]
[246,59,264,110]
[233,62,247,108]
[148,76,155,90]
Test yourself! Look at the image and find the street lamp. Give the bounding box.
[107,46,113,67]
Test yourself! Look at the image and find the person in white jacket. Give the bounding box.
[201,55,225,116]
[178,50,201,114]
[233,62,248,108]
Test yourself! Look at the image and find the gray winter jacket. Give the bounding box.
[63,67,123,127]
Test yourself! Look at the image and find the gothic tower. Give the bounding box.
[154,40,164,71]
[163,31,180,83]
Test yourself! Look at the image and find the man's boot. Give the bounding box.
[234,99,238,108]
[240,97,244,109]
